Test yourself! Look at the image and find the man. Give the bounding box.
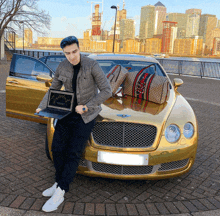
[36,36,112,212]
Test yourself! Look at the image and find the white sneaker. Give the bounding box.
[42,186,65,212]
[42,182,58,197]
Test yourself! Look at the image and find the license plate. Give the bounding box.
[97,151,149,166]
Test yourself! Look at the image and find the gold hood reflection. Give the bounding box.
[103,95,167,115]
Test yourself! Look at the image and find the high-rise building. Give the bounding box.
[199,14,217,50]
[218,20,220,28]
[167,13,190,38]
[154,2,166,35]
[185,9,201,16]
[139,5,155,40]
[119,19,135,41]
[211,28,220,53]
[212,37,220,55]
[92,4,102,41]
[24,28,33,47]
[161,21,177,54]
[185,9,201,37]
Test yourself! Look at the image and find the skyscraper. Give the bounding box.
[119,19,135,41]
[185,9,201,37]
[199,14,217,50]
[154,2,166,35]
[24,28,33,47]
[167,13,190,38]
[161,21,177,54]
[139,5,155,40]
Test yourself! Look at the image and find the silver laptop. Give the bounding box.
[35,89,74,119]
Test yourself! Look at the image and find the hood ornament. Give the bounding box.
[117,114,131,118]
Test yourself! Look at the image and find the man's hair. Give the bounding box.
[60,36,79,49]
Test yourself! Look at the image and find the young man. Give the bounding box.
[36,36,112,212]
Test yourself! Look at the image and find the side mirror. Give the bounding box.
[173,78,183,90]
[36,75,53,87]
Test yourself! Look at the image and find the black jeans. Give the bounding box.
[52,113,95,192]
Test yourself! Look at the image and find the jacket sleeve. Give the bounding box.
[85,61,112,109]
[37,64,63,109]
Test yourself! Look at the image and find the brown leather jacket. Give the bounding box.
[38,54,112,123]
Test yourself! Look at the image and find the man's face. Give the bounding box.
[63,43,80,65]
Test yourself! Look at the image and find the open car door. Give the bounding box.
[6,54,54,124]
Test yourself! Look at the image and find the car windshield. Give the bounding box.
[96,59,165,76]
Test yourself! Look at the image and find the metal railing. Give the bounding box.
[156,58,220,79]
[14,49,63,58]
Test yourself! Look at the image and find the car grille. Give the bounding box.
[92,162,153,175]
[158,158,189,171]
[92,122,157,148]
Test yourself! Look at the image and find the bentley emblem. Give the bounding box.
[117,114,131,118]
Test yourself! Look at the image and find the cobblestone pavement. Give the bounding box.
[0,63,220,215]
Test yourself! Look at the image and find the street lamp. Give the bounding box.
[19,21,24,54]
[111,5,117,53]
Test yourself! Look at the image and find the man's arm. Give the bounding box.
[85,61,112,110]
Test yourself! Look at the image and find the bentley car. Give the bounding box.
[6,53,198,180]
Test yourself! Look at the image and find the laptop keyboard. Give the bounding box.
[46,107,70,115]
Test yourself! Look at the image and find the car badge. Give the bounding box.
[117,114,131,118]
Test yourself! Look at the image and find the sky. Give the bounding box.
[34,0,220,41]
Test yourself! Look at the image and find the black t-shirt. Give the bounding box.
[72,62,80,113]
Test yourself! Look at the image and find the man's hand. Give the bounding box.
[75,105,88,115]
[36,108,42,113]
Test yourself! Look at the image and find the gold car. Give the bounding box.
[6,53,198,180]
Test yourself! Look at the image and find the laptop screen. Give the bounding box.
[48,90,74,111]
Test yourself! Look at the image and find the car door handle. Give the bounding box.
[8,81,19,84]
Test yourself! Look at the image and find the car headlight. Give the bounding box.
[183,122,194,138]
[165,124,180,143]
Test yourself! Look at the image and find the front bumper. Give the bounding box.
[76,135,198,180]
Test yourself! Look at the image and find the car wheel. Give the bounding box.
[45,133,52,161]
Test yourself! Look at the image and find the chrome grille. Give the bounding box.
[92,122,157,148]
[158,158,189,171]
[92,162,153,175]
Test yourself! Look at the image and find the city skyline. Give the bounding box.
[33,0,220,41]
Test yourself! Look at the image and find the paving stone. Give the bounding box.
[106,204,117,215]
[199,198,217,210]
[116,204,128,215]
[207,197,220,209]
[145,203,159,215]
[84,203,94,215]
[9,196,26,208]
[0,194,17,207]
[126,204,138,215]
[173,201,190,213]
[164,202,179,214]
[62,201,75,214]
[95,203,105,215]
[73,202,84,215]
[190,200,208,211]
[135,203,149,215]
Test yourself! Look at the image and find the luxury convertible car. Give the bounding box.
[6,53,198,180]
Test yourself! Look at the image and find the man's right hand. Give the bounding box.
[36,108,42,113]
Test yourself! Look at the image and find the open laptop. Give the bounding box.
[35,89,74,119]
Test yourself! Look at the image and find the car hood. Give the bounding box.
[99,90,175,126]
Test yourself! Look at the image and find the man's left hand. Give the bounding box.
[75,105,88,114]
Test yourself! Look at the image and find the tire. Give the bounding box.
[45,134,52,161]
